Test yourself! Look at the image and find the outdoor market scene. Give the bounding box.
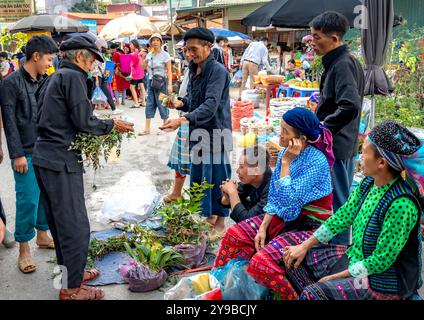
[0,0,424,302]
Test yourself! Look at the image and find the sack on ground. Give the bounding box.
[174,236,207,269]
[119,259,167,292]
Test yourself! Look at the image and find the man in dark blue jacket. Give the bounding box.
[310,12,365,245]
[161,28,233,237]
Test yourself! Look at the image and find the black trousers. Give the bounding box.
[99,77,116,111]
[34,165,90,289]
[0,197,6,225]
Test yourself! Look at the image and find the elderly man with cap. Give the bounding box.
[162,27,232,238]
[32,35,134,300]
[283,120,423,300]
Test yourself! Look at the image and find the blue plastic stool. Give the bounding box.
[276,85,294,98]
[292,88,318,98]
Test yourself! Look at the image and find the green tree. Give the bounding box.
[0,29,27,53]
[70,0,107,14]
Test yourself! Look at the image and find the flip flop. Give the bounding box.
[18,255,36,274]
[36,240,55,249]
[138,131,150,136]
[163,195,181,204]
[129,105,141,109]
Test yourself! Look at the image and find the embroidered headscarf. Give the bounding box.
[282,107,335,168]
[368,120,424,202]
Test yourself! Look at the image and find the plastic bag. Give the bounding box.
[174,236,207,269]
[210,259,270,300]
[99,171,162,222]
[164,273,222,300]
[91,86,108,105]
[230,69,242,88]
[119,259,167,292]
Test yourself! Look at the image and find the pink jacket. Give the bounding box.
[130,50,144,80]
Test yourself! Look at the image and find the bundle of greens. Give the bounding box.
[69,129,135,171]
[156,181,213,245]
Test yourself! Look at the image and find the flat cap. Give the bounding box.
[60,35,104,63]
[183,27,215,43]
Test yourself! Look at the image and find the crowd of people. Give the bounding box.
[0,10,422,301]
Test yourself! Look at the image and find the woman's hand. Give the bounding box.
[254,227,267,252]
[283,243,308,269]
[318,270,351,283]
[282,138,304,163]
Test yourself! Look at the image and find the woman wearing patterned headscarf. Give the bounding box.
[213,108,335,299]
[283,120,423,300]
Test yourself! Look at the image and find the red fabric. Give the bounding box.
[213,194,333,299]
[175,171,186,179]
[112,52,130,91]
[268,193,333,239]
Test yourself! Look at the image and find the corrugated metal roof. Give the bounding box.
[207,0,271,8]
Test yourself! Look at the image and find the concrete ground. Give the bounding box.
[0,90,423,300]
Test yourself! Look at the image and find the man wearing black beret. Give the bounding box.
[32,35,134,300]
[161,27,232,240]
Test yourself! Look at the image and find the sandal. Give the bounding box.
[18,254,36,273]
[208,230,226,242]
[83,269,101,283]
[59,285,105,301]
[163,195,181,204]
[138,131,150,136]
[129,104,140,109]
[36,240,55,250]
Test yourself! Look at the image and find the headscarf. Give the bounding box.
[368,120,423,197]
[282,107,335,168]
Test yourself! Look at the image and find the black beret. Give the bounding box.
[60,35,104,63]
[183,27,215,43]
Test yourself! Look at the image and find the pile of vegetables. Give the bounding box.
[156,181,213,245]
[69,129,135,171]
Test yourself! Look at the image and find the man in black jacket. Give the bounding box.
[32,35,134,300]
[0,36,58,273]
[310,12,365,245]
[161,28,232,237]
[219,146,272,223]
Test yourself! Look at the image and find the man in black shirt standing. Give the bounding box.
[0,36,58,273]
[33,36,134,300]
[310,12,365,245]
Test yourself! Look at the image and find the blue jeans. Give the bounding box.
[330,157,355,245]
[12,157,49,243]
[145,80,169,120]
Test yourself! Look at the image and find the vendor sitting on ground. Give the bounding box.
[213,107,335,299]
[283,120,423,300]
[219,145,272,223]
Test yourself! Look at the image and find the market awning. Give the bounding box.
[243,0,364,28]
